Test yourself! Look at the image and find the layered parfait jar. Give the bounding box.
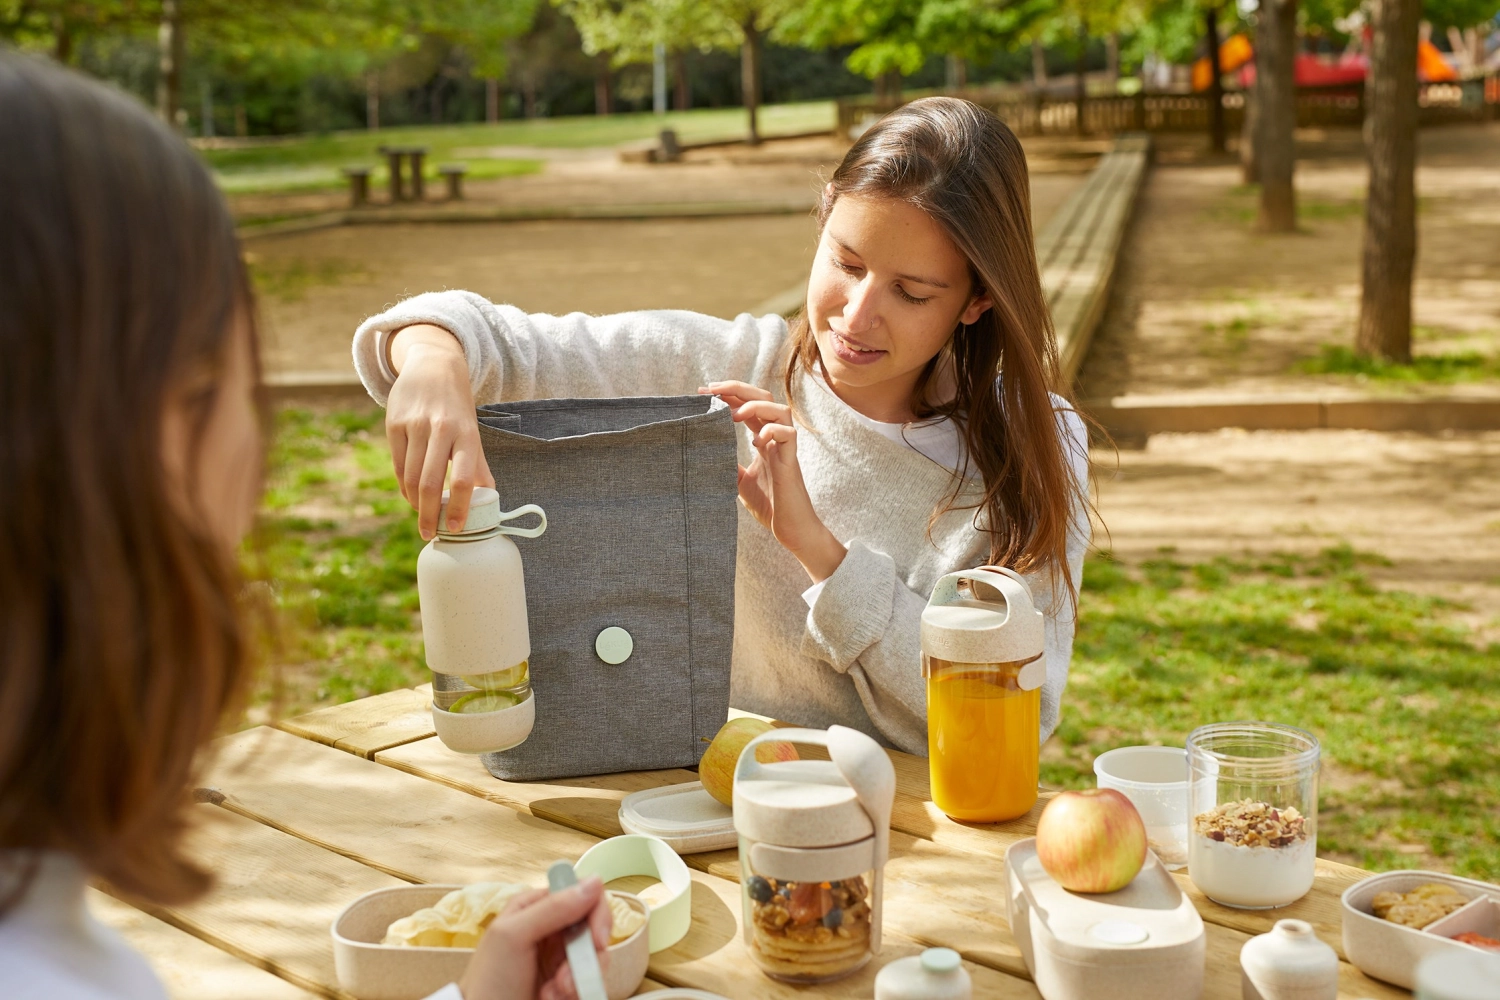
[1186,722,1320,909]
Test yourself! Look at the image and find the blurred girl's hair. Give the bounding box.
[0,53,262,910]
[785,96,1085,608]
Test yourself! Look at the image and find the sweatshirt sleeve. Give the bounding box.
[351,290,788,406]
[798,401,1092,753]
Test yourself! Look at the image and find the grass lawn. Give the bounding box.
[255,407,1500,881]
[1295,344,1500,383]
[203,102,835,196]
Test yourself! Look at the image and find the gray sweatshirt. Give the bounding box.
[353,294,1089,752]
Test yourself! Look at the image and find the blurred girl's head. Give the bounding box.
[0,53,263,906]
[789,97,1081,599]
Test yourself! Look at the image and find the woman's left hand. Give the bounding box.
[700,381,846,584]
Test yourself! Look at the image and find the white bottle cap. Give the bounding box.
[436,486,501,536]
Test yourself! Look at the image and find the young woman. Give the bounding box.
[358,97,1091,754]
[0,53,608,1000]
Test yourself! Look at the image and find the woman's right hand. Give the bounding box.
[385,324,494,540]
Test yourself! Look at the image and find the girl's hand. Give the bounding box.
[385,324,495,541]
[457,876,612,1000]
[700,381,847,583]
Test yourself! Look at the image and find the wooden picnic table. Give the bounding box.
[93,685,1412,999]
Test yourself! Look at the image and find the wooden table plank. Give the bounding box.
[207,727,1036,999]
[279,685,436,759]
[90,887,321,1000]
[102,806,410,999]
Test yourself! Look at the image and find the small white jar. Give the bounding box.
[1240,919,1338,1000]
[875,947,972,1000]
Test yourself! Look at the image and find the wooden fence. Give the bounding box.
[835,75,1500,141]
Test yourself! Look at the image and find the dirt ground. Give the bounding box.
[1079,124,1500,403]
[1089,429,1500,630]
[249,144,1087,375]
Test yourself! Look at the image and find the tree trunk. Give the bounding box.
[1105,33,1120,84]
[1032,39,1048,86]
[485,78,500,122]
[522,78,537,119]
[366,71,380,130]
[1255,0,1298,231]
[156,0,183,128]
[52,13,73,63]
[234,103,249,138]
[652,41,666,115]
[1356,0,1421,363]
[673,52,689,110]
[429,82,442,124]
[741,18,762,145]
[946,54,967,91]
[1206,5,1226,153]
[594,56,611,116]
[1074,23,1088,136]
[200,79,215,138]
[1240,83,1260,182]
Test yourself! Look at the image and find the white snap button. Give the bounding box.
[595,627,633,665]
[1089,920,1149,945]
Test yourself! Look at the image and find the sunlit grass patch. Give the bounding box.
[1295,344,1500,382]
[1050,546,1500,880]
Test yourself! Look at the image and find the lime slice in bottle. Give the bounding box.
[446,690,521,715]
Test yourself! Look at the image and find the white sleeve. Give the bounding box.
[421,984,464,1000]
[352,290,789,406]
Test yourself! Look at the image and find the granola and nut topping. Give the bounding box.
[1191,799,1308,848]
[1371,882,1470,929]
[745,874,872,978]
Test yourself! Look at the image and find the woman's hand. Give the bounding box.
[700,381,846,584]
[457,876,612,1000]
[385,324,494,540]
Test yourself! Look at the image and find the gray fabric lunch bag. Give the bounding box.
[475,395,738,781]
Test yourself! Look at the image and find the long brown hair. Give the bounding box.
[786,97,1083,604]
[0,53,263,910]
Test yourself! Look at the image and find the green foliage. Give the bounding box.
[558,0,737,66]
[1055,548,1500,879]
[1295,345,1500,382]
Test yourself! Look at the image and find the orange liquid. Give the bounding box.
[927,663,1040,822]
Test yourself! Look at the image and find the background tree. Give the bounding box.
[1355,0,1420,362]
[1253,0,1297,231]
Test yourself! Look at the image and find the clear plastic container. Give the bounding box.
[1187,722,1320,909]
[925,656,1040,822]
[740,845,876,984]
[1094,746,1189,869]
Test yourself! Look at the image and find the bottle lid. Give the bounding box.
[732,727,893,852]
[436,487,502,536]
[921,948,962,973]
[921,567,1044,669]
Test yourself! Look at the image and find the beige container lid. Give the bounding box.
[921,567,1044,673]
[731,728,893,851]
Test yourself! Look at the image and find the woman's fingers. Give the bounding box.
[700,380,771,402]
[401,422,430,508]
[506,877,604,947]
[443,425,493,533]
[539,961,577,1000]
[732,398,794,433]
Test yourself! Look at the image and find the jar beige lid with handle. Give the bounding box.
[920,566,1044,684]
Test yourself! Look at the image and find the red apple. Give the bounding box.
[1034,788,1147,893]
[699,718,798,807]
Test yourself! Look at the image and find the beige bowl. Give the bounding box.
[331,885,650,1000]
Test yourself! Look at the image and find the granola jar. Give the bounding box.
[733,726,894,984]
[1187,722,1320,909]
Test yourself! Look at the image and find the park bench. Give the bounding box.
[1038,132,1151,383]
[438,163,467,200]
[92,686,1414,998]
[339,165,372,209]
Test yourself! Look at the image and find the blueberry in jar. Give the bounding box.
[748,876,773,903]
[822,906,843,929]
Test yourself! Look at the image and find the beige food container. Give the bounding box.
[331,884,649,1000]
[416,487,545,754]
[732,725,895,984]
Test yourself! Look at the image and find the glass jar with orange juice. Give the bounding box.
[920,568,1046,823]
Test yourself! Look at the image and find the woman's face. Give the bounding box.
[159,317,262,553]
[805,193,992,419]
